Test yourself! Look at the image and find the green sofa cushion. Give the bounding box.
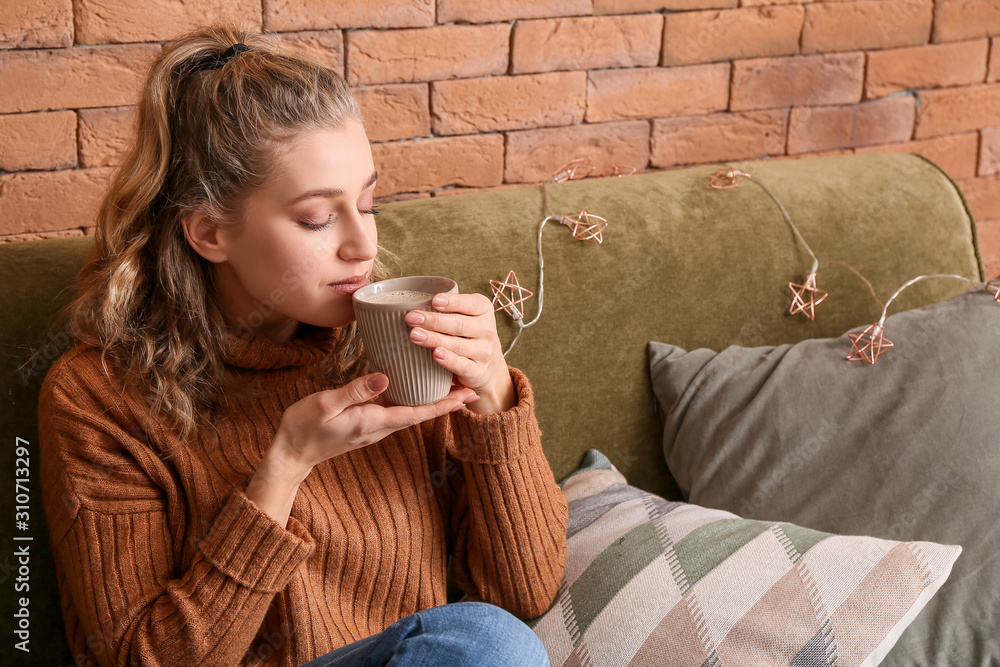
[373,153,981,496]
[0,153,982,665]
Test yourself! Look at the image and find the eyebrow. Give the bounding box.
[287,170,378,206]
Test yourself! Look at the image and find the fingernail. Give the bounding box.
[450,403,464,412]
[405,311,425,325]
[432,295,448,308]
[433,347,447,360]
[463,394,479,404]
[367,374,388,392]
[410,328,427,342]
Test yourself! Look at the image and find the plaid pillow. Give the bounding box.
[528,450,960,667]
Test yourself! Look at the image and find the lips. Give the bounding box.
[327,274,368,295]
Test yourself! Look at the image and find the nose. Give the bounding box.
[337,210,378,262]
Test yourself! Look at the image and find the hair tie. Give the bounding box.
[222,43,251,63]
[194,43,251,72]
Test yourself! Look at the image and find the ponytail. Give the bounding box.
[28,25,387,448]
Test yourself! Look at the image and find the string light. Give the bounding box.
[552,158,595,183]
[492,211,607,355]
[598,165,637,178]
[708,167,751,189]
[489,270,533,322]
[987,277,1000,302]
[707,166,998,363]
[486,159,633,355]
[561,211,609,244]
[847,274,987,364]
[709,165,826,319]
[847,323,894,364]
[788,273,828,321]
[552,158,638,184]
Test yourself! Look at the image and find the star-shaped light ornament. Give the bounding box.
[560,210,609,244]
[709,168,752,189]
[987,278,1000,302]
[599,164,637,178]
[847,322,894,364]
[552,158,595,183]
[490,270,534,321]
[788,273,829,320]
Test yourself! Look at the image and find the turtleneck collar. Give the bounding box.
[222,323,339,370]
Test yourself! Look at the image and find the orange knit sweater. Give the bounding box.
[38,324,568,666]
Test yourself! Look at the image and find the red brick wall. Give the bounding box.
[1,0,998,275]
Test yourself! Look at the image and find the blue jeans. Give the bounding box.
[298,601,549,667]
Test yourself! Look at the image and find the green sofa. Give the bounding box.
[0,153,988,665]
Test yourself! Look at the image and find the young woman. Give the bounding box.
[37,25,567,666]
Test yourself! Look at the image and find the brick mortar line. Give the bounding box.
[797,1,806,54]
[783,105,792,156]
[862,51,871,105]
[644,119,653,171]
[506,20,516,76]
[987,38,996,85]
[499,128,508,185]
[929,0,938,44]
[74,110,84,169]
[975,130,984,177]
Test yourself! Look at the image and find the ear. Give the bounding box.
[182,208,229,264]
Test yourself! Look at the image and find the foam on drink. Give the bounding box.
[362,289,435,304]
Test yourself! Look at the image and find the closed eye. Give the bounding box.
[298,215,333,232]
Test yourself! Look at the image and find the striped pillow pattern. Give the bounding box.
[528,450,960,667]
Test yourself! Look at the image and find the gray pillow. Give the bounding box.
[648,287,1000,666]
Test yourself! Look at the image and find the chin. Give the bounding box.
[301,307,357,330]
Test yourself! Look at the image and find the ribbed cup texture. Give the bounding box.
[355,305,453,406]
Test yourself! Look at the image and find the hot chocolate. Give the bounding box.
[361,289,435,304]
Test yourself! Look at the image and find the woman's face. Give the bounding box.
[207,119,379,342]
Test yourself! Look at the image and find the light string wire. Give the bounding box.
[846,273,987,363]
[710,163,997,362]
[501,161,996,362]
[717,163,819,275]
[817,259,884,312]
[877,274,980,325]
[502,213,561,356]
[714,163,884,313]
[499,179,615,355]
[502,183,556,356]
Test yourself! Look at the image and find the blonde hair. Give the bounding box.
[36,25,392,447]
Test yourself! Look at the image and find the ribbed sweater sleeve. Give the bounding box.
[443,366,568,619]
[38,355,315,666]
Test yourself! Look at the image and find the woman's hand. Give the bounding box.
[404,292,517,415]
[272,373,477,477]
[247,374,474,528]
